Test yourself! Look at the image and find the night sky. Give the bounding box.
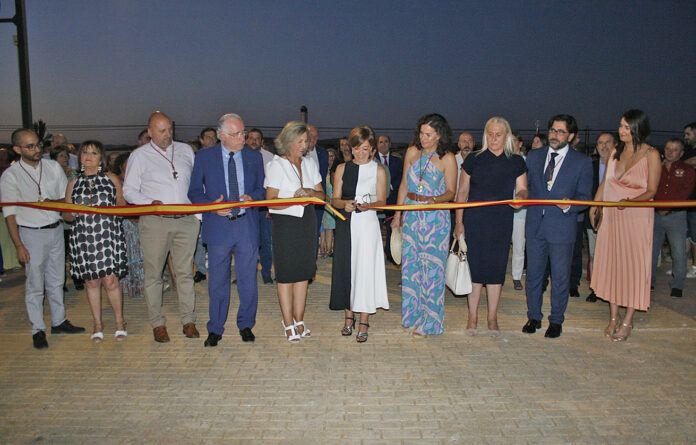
[0,0,694,145]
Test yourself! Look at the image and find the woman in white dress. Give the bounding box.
[330,125,389,342]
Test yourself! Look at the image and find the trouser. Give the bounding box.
[511,216,526,280]
[139,215,199,328]
[20,225,66,334]
[652,211,687,289]
[193,230,207,274]
[526,237,574,325]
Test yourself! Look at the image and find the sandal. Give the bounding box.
[341,317,355,336]
[611,322,632,342]
[356,323,369,343]
[604,317,619,338]
[293,319,311,338]
[90,332,104,343]
[114,322,127,341]
[283,321,300,343]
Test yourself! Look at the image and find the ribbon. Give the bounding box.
[1,198,694,218]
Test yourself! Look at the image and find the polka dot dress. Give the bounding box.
[69,171,127,281]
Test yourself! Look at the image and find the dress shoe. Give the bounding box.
[182,323,200,338]
[193,271,206,283]
[262,275,274,284]
[670,288,683,298]
[51,319,86,334]
[239,327,255,342]
[586,291,598,302]
[544,323,563,338]
[32,331,48,349]
[204,332,222,347]
[153,325,170,343]
[569,287,580,298]
[513,280,523,291]
[522,319,541,334]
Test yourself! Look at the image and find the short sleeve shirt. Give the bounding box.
[265,155,322,217]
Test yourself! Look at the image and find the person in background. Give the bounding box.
[63,140,128,342]
[679,122,696,278]
[530,133,548,150]
[511,132,528,291]
[320,148,338,259]
[247,127,275,283]
[590,109,661,342]
[306,125,329,240]
[191,126,218,284]
[376,134,403,263]
[339,137,352,163]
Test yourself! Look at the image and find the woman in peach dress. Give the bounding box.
[590,109,661,341]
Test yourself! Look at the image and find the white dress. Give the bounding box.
[350,161,389,313]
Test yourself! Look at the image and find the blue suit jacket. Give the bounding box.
[525,146,593,244]
[313,145,329,191]
[386,154,404,205]
[188,144,265,246]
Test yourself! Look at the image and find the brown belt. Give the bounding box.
[406,192,436,202]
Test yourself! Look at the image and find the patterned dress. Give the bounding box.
[401,152,450,335]
[69,172,127,281]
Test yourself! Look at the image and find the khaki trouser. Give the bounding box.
[139,215,199,327]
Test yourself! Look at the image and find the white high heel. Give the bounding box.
[293,319,311,338]
[283,321,300,343]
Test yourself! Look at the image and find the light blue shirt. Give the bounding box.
[221,145,245,215]
[599,160,606,183]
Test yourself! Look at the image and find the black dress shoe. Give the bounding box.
[586,291,597,302]
[51,320,86,334]
[522,319,542,334]
[239,327,255,342]
[569,287,580,298]
[193,272,207,283]
[545,323,563,338]
[671,288,683,298]
[32,331,48,349]
[262,275,274,284]
[204,333,222,347]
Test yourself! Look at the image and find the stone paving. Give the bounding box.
[0,255,695,444]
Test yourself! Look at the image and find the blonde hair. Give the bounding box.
[479,116,514,158]
[274,121,308,156]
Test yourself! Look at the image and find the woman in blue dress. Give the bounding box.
[391,113,458,336]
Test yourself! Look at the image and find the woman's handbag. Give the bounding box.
[390,226,402,265]
[445,236,472,295]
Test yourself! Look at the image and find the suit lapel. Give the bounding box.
[215,146,228,200]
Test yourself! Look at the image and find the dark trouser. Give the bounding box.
[258,210,273,279]
[570,220,585,289]
[526,237,574,325]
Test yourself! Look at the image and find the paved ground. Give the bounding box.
[0,254,695,444]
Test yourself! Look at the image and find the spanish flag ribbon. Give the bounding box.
[1,198,694,218]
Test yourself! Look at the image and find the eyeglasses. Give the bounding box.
[548,128,568,135]
[19,142,42,150]
[222,130,248,139]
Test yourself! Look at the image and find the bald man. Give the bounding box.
[305,124,328,237]
[123,112,200,343]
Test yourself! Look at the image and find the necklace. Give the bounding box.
[18,159,44,201]
[150,142,178,179]
[417,150,435,193]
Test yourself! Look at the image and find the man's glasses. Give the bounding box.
[222,130,248,139]
[19,142,42,150]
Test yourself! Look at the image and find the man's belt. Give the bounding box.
[158,214,188,219]
[226,212,246,221]
[18,221,61,229]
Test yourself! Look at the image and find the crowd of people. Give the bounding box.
[1,111,695,348]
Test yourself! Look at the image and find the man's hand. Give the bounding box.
[16,244,30,264]
[556,197,571,211]
[213,194,231,216]
[239,194,252,202]
[151,200,163,205]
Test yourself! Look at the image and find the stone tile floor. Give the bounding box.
[0,256,694,444]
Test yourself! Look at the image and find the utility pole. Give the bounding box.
[0,0,33,128]
[300,105,308,124]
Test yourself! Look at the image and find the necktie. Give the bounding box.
[228,153,240,217]
[545,152,558,186]
[382,155,388,166]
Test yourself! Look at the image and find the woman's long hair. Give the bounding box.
[412,113,454,159]
[614,109,651,160]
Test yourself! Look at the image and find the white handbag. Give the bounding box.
[390,226,402,265]
[445,236,472,295]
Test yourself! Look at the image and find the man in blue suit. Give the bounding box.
[188,113,266,346]
[523,114,593,338]
[306,124,329,237]
[376,135,403,262]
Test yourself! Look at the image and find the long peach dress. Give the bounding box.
[591,153,653,310]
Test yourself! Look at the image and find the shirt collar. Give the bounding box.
[548,144,569,159]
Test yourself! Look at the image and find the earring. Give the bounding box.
[80,164,84,172]
[98,165,102,173]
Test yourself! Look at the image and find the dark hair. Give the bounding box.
[664,138,685,150]
[11,128,37,147]
[413,113,454,158]
[614,109,650,161]
[113,152,130,176]
[533,133,548,146]
[378,135,391,143]
[547,114,578,136]
[248,128,264,139]
[137,129,148,139]
[78,140,106,170]
[50,144,69,160]
[199,127,216,139]
[684,122,696,132]
[596,132,617,144]
[348,125,376,152]
[513,132,523,143]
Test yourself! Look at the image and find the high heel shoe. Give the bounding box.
[604,317,619,338]
[282,321,300,343]
[611,322,632,342]
[356,323,369,343]
[341,317,355,336]
[293,319,311,338]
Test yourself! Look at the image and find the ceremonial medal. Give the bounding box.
[38,195,45,202]
[173,170,178,180]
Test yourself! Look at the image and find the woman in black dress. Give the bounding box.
[63,141,128,343]
[454,117,527,336]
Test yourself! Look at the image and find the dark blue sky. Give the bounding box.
[0,0,694,144]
